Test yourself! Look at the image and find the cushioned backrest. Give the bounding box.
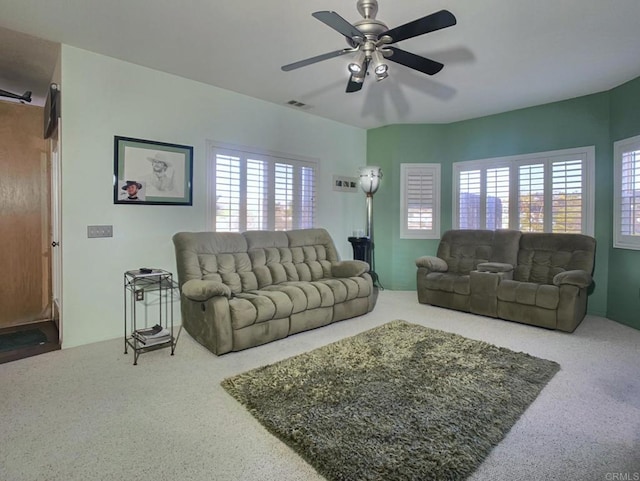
[437,230,508,275]
[514,233,596,284]
[172,231,249,294]
[436,229,521,275]
[287,228,339,280]
[491,229,522,266]
[243,228,338,289]
[243,231,291,290]
[173,229,342,293]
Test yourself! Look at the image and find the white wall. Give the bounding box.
[60,45,367,348]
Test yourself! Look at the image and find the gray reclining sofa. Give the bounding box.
[173,228,377,355]
[416,229,596,332]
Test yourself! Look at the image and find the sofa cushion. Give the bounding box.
[309,281,335,307]
[181,279,232,301]
[332,260,369,278]
[425,273,470,295]
[173,231,247,286]
[230,290,296,330]
[434,229,522,276]
[260,285,308,314]
[229,295,276,329]
[476,262,514,273]
[415,256,448,271]
[352,276,372,297]
[515,233,596,284]
[316,279,348,303]
[198,252,253,294]
[244,229,335,288]
[281,281,323,309]
[497,280,559,309]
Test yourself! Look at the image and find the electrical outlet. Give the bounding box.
[135,290,144,301]
[87,225,113,238]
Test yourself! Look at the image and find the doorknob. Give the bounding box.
[51,241,59,247]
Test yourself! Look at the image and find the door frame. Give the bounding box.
[50,120,62,340]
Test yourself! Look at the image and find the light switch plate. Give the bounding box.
[87,225,113,238]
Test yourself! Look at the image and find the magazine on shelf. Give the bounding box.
[133,324,171,346]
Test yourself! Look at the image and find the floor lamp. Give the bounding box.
[358,166,382,287]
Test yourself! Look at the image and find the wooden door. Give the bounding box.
[0,100,52,328]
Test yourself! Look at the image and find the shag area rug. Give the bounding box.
[222,320,560,481]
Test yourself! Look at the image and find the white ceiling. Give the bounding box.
[1,0,639,129]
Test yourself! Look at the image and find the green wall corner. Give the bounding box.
[367,78,640,327]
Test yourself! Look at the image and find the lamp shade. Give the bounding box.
[358,166,383,195]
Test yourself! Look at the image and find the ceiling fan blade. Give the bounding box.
[386,47,444,75]
[282,48,353,71]
[313,11,365,43]
[382,10,456,44]
[346,76,364,93]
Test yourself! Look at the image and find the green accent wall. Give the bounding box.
[607,76,640,329]
[368,87,634,320]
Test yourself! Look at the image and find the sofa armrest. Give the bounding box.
[332,260,369,278]
[182,279,232,301]
[477,262,514,273]
[415,256,448,272]
[553,270,592,288]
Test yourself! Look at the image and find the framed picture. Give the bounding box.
[113,136,193,205]
[332,175,359,193]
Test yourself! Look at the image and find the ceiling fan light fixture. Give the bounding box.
[348,62,362,74]
[348,50,366,74]
[375,70,389,81]
[374,63,388,74]
[371,50,388,80]
[352,69,366,83]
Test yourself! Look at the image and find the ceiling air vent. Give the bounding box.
[286,99,312,110]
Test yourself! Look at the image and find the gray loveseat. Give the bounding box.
[173,228,377,355]
[416,229,596,332]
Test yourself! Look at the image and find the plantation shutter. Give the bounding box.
[551,159,583,233]
[453,146,593,235]
[215,154,241,231]
[211,147,316,232]
[246,158,267,230]
[486,167,510,230]
[614,136,640,249]
[299,166,316,229]
[620,150,640,236]
[518,163,545,232]
[458,169,481,229]
[274,162,293,231]
[400,164,440,239]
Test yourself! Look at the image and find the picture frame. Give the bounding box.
[332,175,359,193]
[113,136,193,205]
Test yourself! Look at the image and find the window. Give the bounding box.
[614,134,640,250]
[453,146,594,235]
[208,143,317,232]
[400,163,441,239]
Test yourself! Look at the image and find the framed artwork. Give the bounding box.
[113,136,193,205]
[332,175,359,193]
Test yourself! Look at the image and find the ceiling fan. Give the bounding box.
[281,0,457,93]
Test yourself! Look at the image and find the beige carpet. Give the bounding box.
[0,291,639,481]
